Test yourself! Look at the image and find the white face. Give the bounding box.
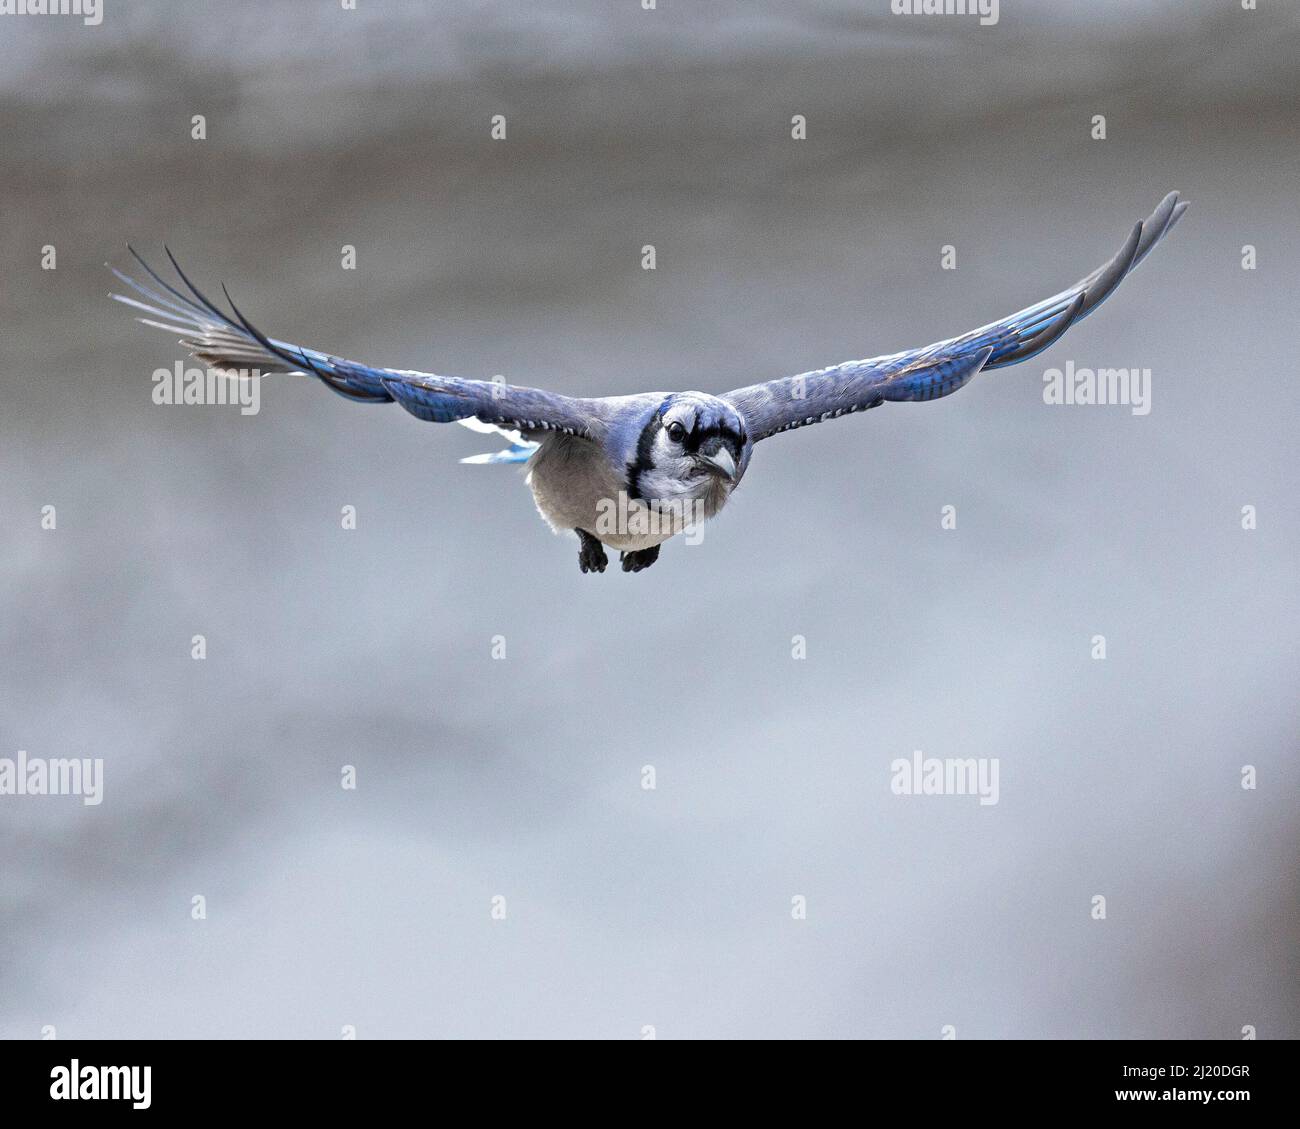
[630,394,747,518]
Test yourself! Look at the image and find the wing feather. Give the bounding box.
[725,192,1187,442]
[111,251,606,438]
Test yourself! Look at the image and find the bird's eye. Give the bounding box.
[666,421,686,443]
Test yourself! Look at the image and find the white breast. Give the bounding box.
[525,434,696,551]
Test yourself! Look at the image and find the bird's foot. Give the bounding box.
[619,545,661,573]
[576,529,607,574]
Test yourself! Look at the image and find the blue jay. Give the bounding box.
[112,192,1187,574]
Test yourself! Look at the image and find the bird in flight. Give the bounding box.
[113,191,1186,574]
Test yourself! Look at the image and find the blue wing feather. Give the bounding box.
[725,192,1187,441]
[110,251,606,440]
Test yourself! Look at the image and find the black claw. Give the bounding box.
[576,530,607,574]
[620,545,661,573]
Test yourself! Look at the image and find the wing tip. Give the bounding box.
[1167,198,1190,233]
[1135,190,1184,262]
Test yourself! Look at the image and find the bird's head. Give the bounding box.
[626,392,750,510]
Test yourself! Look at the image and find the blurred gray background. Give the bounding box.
[1,0,1297,1039]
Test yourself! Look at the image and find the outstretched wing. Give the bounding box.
[111,248,606,440]
[724,191,1188,442]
